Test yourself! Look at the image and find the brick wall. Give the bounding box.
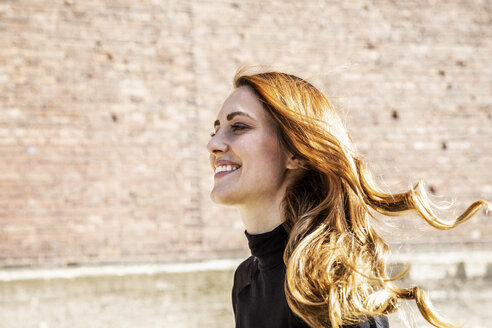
[0,0,491,268]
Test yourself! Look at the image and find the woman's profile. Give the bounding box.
[206,69,489,328]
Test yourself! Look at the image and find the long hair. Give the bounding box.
[233,69,489,328]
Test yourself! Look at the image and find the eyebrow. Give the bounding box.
[214,111,254,127]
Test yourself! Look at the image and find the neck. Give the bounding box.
[237,192,285,235]
[236,167,301,235]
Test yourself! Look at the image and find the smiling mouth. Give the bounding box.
[215,165,241,173]
[214,165,241,177]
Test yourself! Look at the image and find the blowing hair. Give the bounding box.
[233,69,489,328]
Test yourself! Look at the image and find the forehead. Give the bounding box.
[217,86,266,121]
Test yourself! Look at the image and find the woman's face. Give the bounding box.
[206,86,292,206]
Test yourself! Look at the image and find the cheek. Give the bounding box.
[239,132,286,176]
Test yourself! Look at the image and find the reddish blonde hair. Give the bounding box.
[234,69,489,328]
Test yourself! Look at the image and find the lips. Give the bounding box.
[214,166,241,178]
[213,159,241,178]
[215,164,241,173]
[214,159,241,167]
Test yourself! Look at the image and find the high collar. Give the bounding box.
[245,224,288,271]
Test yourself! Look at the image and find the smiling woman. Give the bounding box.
[207,86,296,232]
[206,69,489,328]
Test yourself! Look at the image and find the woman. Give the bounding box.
[206,70,489,328]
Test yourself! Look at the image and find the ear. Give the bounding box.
[286,154,305,170]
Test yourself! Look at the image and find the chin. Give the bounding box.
[210,188,242,206]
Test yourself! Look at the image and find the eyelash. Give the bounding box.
[210,124,247,137]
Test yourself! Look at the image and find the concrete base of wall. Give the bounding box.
[1,250,491,328]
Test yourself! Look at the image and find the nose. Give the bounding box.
[206,131,228,155]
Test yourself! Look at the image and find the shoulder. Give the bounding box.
[232,256,256,294]
[236,256,256,272]
[233,256,256,282]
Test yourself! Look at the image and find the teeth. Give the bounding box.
[215,165,240,174]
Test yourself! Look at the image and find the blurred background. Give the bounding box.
[0,0,491,327]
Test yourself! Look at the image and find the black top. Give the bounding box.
[231,224,389,328]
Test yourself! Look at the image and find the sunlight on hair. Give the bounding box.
[233,68,489,328]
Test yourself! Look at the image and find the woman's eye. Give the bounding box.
[231,124,248,132]
[209,124,248,137]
